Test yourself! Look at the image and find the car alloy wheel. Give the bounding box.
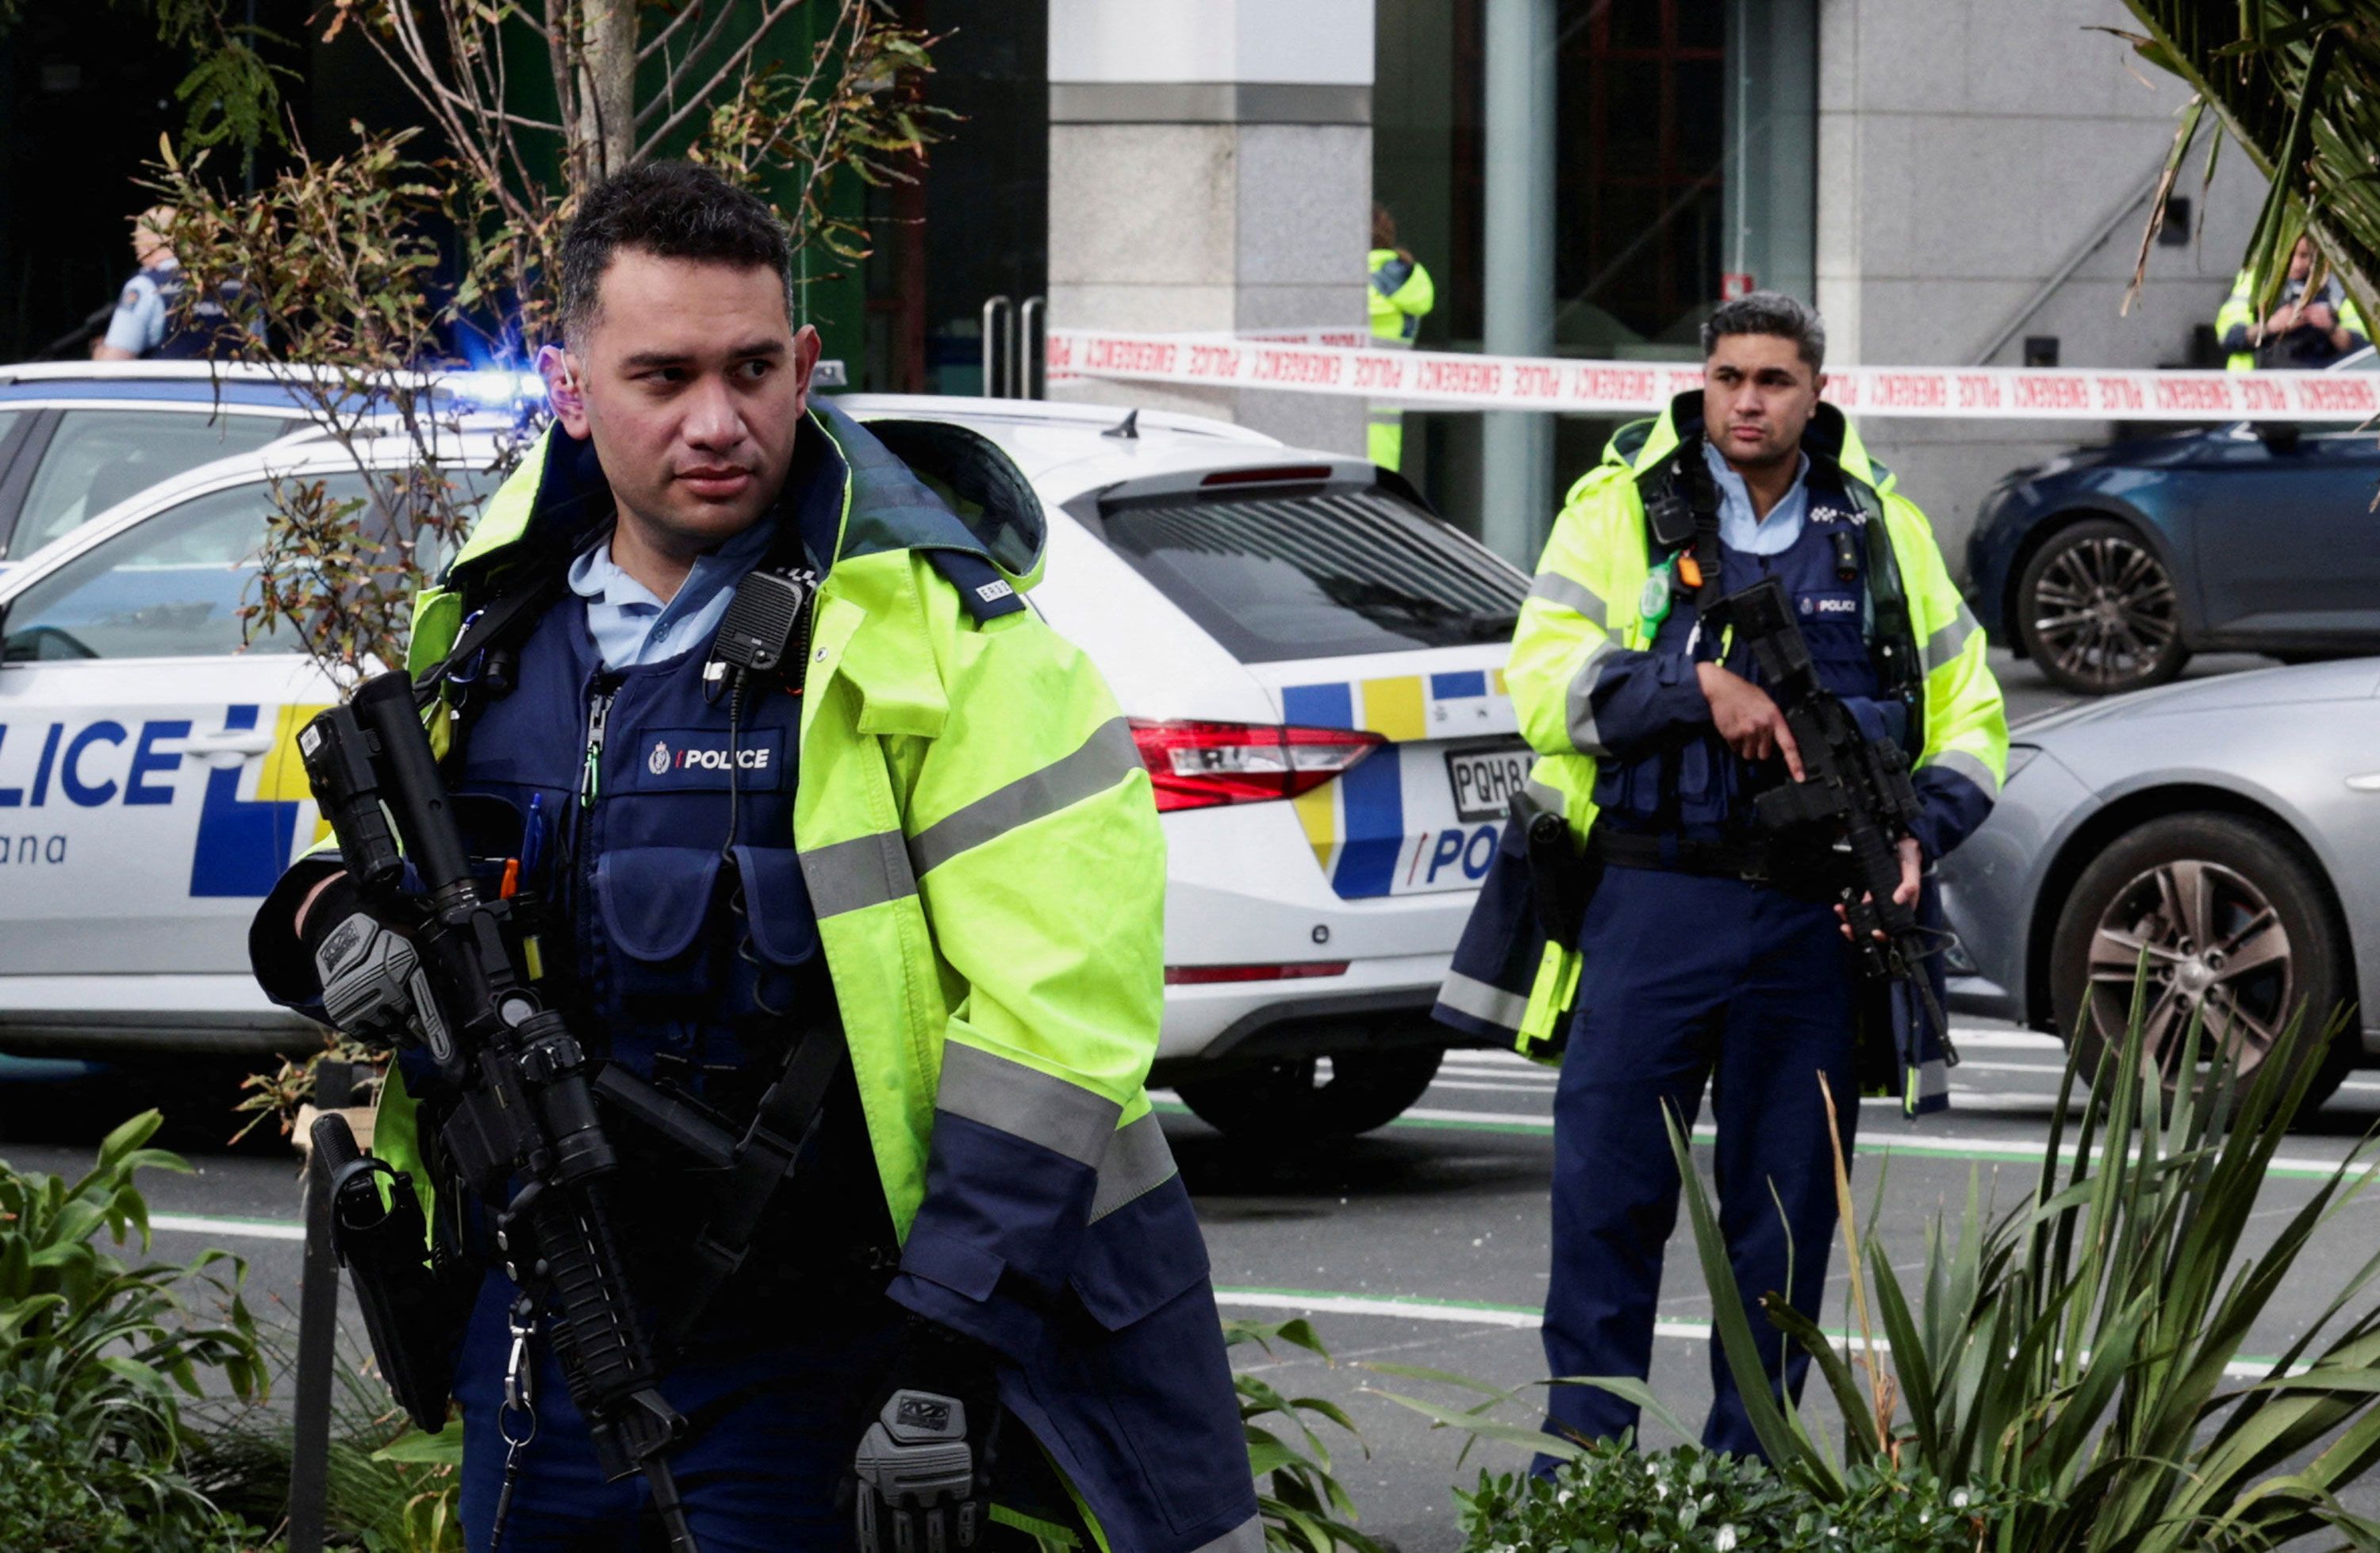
[2017,519,2187,695]
[2083,858,2293,1080]
[2049,812,2351,1112]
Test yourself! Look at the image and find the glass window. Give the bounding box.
[1100,483,1528,664]
[10,408,293,558]
[0,476,367,661]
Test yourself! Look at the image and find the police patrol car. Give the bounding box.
[0,392,1528,1138]
[0,361,335,573]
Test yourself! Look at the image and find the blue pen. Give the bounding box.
[517,792,551,980]
[520,791,547,890]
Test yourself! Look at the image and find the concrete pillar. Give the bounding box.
[1479,0,1556,565]
[1046,0,1373,454]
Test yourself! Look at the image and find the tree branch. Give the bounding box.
[638,0,705,67]
[636,0,816,155]
[635,0,785,132]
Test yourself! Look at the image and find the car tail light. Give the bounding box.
[1165,961,1350,985]
[1128,719,1385,813]
[1199,465,1334,488]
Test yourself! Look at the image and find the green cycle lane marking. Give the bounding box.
[1155,1100,2377,1181]
[1211,1286,2296,1381]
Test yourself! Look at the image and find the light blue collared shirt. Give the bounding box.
[1703,439,1812,558]
[566,514,780,669]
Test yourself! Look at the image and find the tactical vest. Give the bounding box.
[147,267,251,361]
[1594,460,1905,839]
[419,559,892,1313]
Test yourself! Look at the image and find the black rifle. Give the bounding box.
[1717,577,1948,1049]
[298,670,700,1553]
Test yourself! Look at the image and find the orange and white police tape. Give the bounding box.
[1046,327,2379,423]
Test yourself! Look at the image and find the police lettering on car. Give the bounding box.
[1436,292,2008,1467]
[250,163,1259,1553]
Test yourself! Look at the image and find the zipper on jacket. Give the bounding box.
[581,679,618,806]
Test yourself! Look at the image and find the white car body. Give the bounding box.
[0,394,1526,1082]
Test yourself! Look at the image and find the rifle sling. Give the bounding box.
[656,1014,852,1352]
[409,564,570,710]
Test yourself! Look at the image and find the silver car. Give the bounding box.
[1940,657,2380,1103]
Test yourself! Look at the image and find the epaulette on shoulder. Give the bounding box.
[924,547,1028,623]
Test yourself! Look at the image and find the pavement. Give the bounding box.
[11,645,2378,1551]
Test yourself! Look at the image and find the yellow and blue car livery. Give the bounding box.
[1280,664,1519,899]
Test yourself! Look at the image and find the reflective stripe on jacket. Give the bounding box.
[369,400,1259,1553]
[1434,393,2008,1116]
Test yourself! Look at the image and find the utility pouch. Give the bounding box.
[311,1113,474,1432]
[1511,787,1595,950]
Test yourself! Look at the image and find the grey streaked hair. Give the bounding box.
[1699,291,1825,374]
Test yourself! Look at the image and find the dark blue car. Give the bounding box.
[1967,346,2379,694]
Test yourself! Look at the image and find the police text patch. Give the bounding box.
[623,726,790,791]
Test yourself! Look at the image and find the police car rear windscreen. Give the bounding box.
[1099,484,1527,663]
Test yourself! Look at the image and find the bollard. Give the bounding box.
[286,1059,355,1553]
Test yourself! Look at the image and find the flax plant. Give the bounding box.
[1682,984,2380,1550]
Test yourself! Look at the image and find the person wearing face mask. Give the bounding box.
[1435,290,2006,1464]
[249,160,1255,1553]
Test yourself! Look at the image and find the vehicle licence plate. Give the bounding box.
[1445,742,1532,823]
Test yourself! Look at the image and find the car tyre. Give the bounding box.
[1173,1047,1445,1141]
[2048,813,2354,1114]
[2015,519,2189,696]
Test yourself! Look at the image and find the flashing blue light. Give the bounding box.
[444,368,547,406]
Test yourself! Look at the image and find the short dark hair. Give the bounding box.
[1699,290,1826,374]
[555,161,793,345]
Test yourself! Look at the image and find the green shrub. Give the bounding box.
[182,1313,465,1553]
[0,1111,267,1549]
[1669,988,2380,1551]
[0,1379,259,1552]
[1227,1318,1388,1553]
[1456,1441,2029,1553]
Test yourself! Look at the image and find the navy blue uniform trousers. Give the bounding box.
[1541,863,1860,1461]
[454,1271,901,1551]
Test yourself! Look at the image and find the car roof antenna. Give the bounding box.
[1102,408,1139,440]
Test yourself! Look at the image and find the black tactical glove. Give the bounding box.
[312,910,448,1056]
[852,1319,1002,1553]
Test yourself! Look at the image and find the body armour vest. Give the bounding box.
[146,267,251,361]
[1595,470,1904,842]
[425,566,892,1313]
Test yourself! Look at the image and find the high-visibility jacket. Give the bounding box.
[2217,269,2259,371]
[1367,248,1436,470]
[1368,247,1434,344]
[1434,393,2008,1114]
[304,401,1261,1553]
[2218,266,2370,370]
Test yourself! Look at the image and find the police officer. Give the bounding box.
[91,205,253,361]
[1367,203,1434,471]
[251,162,1258,1553]
[1438,292,2006,1459]
[2216,238,2369,370]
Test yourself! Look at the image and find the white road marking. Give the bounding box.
[1427,1079,1558,1095]
[152,1213,307,1242]
[1212,1289,2290,1379]
[1949,1030,2063,1051]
